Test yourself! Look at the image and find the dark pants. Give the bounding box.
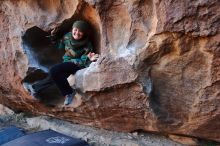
[32,62,82,96]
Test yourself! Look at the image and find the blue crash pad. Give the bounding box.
[0,126,25,145]
[1,129,90,146]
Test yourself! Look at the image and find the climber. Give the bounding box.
[28,20,99,106]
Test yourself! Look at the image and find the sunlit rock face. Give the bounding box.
[0,0,219,142]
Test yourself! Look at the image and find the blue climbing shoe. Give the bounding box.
[64,92,76,105]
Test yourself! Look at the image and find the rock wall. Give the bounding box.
[0,0,219,142]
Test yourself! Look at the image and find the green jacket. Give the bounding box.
[56,32,93,68]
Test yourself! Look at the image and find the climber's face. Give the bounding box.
[72,27,84,40]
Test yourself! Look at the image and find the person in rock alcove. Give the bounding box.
[28,20,99,106]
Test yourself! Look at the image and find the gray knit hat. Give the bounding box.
[72,20,89,33]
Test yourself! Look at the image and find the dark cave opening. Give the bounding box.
[22,17,100,106]
[21,26,65,106]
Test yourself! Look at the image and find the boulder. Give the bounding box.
[0,0,219,142]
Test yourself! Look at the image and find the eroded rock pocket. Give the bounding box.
[22,25,64,106]
[22,18,100,106]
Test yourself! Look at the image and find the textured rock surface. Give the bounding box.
[0,0,219,142]
[0,104,183,146]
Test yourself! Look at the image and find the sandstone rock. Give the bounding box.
[0,0,219,142]
[168,134,198,146]
[75,56,138,92]
[0,104,14,116]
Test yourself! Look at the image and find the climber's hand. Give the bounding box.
[51,27,57,36]
[51,23,61,36]
[88,52,99,61]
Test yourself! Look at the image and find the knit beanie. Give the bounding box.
[72,20,89,33]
